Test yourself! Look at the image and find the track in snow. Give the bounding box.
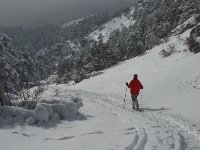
[68,90,200,150]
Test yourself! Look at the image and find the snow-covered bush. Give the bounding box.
[187,25,200,53]
[15,100,38,110]
[15,85,45,110]
[71,96,83,109]
[86,71,103,79]
[160,49,171,58]
[160,44,176,58]
[187,37,200,53]
[41,75,58,84]
[53,88,61,97]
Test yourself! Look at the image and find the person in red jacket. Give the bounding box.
[126,74,143,110]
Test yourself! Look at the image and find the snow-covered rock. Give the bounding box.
[0,106,34,124]
[39,103,53,118]
[34,104,49,123]
[52,102,78,119]
[26,117,35,125]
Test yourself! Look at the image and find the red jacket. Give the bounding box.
[128,79,143,95]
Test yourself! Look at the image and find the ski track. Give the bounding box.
[68,90,200,150]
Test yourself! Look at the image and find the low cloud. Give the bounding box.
[0,0,135,28]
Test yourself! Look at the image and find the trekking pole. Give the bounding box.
[140,90,144,108]
[123,86,128,108]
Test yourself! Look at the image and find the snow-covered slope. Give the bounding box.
[1,25,200,150]
[71,29,200,123]
[88,7,136,43]
[61,16,93,28]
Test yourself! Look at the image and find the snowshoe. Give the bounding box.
[133,108,144,112]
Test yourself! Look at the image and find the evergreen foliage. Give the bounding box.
[0,0,200,97]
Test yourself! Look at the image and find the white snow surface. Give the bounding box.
[88,8,136,43]
[73,29,200,122]
[1,29,200,149]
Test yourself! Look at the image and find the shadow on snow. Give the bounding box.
[0,109,92,129]
[142,107,170,112]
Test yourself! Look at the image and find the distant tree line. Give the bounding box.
[0,0,200,106]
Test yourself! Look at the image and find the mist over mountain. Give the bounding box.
[0,0,136,28]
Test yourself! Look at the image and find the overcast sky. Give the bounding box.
[0,0,135,28]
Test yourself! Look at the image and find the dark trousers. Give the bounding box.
[131,95,139,109]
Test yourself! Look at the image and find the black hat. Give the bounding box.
[134,74,138,79]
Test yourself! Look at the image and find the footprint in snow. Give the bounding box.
[125,127,136,131]
[21,133,35,137]
[57,136,75,140]
[81,131,103,136]
[43,138,53,141]
[12,131,19,134]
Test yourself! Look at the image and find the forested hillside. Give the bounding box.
[0,0,200,97]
